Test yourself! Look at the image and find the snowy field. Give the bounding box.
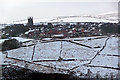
[0,37,33,44]
[2,36,120,78]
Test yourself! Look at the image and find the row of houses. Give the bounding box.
[24,25,103,39]
[21,17,103,39]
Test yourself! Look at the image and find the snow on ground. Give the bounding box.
[33,42,61,60]
[42,38,52,41]
[11,12,118,25]
[22,40,35,47]
[62,41,96,59]
[73,37,107,49]
[90,37,119,68]
[100,37,118,55]
[90,55,118,68]
[33,15,118,23]
[33,38,99,60]
[2,36,119,77]
[52,17,118,23]
[0,39,8,44]
[65,36,106,41]
[10,37,33,43]
[74,66,118,77]
[8,46,34,61]
[35,60,89,70]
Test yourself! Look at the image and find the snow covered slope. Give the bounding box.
[2,36,119,78]
[12,11,118,24]
[33,15,118,23]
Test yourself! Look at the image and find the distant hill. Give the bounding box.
[6,11,118,25]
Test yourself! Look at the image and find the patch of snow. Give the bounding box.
[33,42,61,60]
[52,34,64,37]
[62,41,96,59]
[8,46,34,61]
[42,38,52,41]
[101,37,118,55]
[10,37,33,42]
[24,30,35,34]
[0,39,8,44]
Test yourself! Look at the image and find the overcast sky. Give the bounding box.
[0,0,118,24]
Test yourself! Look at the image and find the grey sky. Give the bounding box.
[0,0,118,24]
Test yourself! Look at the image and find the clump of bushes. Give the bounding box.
[2,39,22,51]
[1,35,8,39]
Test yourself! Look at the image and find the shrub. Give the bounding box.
[1,35,8,39]
[2,39,22,51]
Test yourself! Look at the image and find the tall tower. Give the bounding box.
[27,17,33,26]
